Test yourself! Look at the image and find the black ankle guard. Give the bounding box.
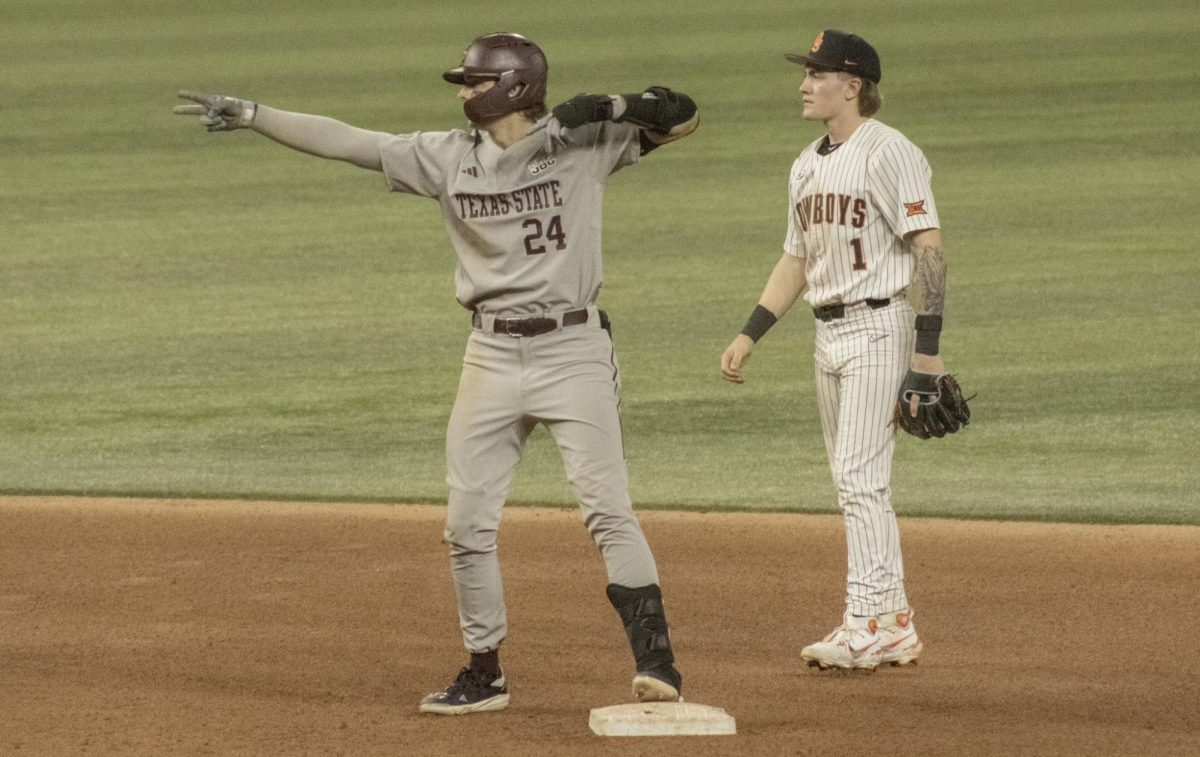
[606,583,675,671]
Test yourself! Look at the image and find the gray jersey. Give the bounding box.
[783,119,939,306]
[379,118,641,317]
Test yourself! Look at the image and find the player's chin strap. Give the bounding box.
[606,584,677,676]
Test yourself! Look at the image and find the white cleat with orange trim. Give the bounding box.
[878,609,924,666]
[800,612,883,671]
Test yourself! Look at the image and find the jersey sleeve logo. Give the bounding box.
[903,200,928,217]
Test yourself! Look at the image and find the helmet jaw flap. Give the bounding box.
[463,70,538,124]
[444,33,547,125]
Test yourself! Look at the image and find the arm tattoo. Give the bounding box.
[915,244,946,316]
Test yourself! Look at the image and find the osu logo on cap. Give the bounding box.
[810,31,824,53]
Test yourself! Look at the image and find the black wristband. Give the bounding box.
[914,314,943,355]
[741,305,778,343]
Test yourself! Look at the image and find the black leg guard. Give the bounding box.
[606,583,682,691]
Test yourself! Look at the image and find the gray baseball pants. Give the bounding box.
[443,307,660,652]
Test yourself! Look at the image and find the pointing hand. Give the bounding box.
[174,90,256,131]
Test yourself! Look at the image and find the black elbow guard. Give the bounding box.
[614,86,697,133]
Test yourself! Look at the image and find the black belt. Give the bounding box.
[812,298,891,322]
[473,308,589,337]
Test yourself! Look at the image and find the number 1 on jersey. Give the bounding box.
[850,238,867,271]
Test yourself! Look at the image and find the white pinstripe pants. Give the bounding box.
[813,299,914,617]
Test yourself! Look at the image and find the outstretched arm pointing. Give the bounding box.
[174,90,386,171]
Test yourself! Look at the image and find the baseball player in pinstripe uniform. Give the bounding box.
[722,29,952,670]
[175,32,698,712]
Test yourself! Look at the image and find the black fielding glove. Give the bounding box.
[893,371,972,439]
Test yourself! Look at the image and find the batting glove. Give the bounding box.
[174,90,257,131]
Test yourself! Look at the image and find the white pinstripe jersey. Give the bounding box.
[783,119,939,307]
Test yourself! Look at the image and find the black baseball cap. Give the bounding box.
[786,29,881,84]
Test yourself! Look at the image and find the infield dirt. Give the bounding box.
[2,497,1197,756]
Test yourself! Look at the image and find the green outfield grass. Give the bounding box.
[4,0,1199,523]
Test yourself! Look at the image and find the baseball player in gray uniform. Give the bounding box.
[721,29,953,670]
[175,32,698,713]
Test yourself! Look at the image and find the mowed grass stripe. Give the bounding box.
[3,0,1198,522]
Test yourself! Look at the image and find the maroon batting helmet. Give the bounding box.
[443,33,548,124]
